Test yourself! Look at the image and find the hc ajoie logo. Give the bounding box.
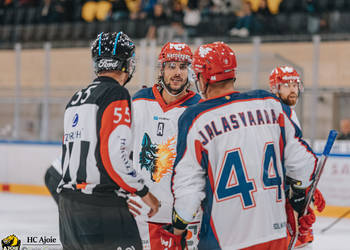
[1,234,21,250]
[157,122,165,136]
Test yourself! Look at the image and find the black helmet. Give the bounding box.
[91,32,136,84]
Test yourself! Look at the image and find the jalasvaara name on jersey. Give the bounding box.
[199,109,279,145]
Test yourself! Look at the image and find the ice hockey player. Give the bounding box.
[127,42,201,249]
[161,41,318,250]
[269,66,326,248]
[57,32,159,250]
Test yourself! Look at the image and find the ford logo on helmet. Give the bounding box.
[98,59,119,69]
[72,113,79,127]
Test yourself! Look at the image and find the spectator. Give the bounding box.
[110,0,129,21]
[145,3,169,40]
[170,0,186,39]
[81,0,113,22]
[229,0,253,37]
[253,0,273,34]
[338,118,350,140]
[124,0,141,19]
[19,0,40,6]
[183,0,201,36]
[266,0,281,15]
[41,0,72,23]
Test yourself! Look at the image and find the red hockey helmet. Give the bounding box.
[269,66,303,94]
[192,42,236,84]
[158,42,193,64]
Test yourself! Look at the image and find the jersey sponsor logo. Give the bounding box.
[72,113,79,127]
[273,221,286,230]
[2,235,21,250]
[139,133,176,182]
[160,236,174,248]
[157,122,165,136]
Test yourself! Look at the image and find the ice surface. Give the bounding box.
[0,193,349,250]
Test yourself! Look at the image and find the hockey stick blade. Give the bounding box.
[288,130,338,250]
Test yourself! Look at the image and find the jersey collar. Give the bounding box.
[152,84,197,112]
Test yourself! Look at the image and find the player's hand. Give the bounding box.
[127,196,142,217]
[158,224,187,250]
[141,192,160,218]
[298,207,316,243]
[313,188,325,212]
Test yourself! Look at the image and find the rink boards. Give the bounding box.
[0,140,349,218]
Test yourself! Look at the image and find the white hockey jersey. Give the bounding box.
[172,90,317,250]
[291,109,301,128]
[131,85,201,223]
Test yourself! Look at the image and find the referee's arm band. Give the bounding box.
[135,185,149,197]
[172,210,189,230]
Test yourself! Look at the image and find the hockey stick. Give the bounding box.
[320,209,350,233]
[288,130,338,250]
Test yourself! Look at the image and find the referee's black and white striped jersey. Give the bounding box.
[58,76,146,195]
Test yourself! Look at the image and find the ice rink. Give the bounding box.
[0,193,349,250]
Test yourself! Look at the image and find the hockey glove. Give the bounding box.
[289,187,307,214]
[286,200,316,245]
[298,207,316,243]
[313,188,325,212]
[158,224,187,250]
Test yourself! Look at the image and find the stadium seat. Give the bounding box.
[329,11,341,32]
[0,25,13,42]
[340,12,350,31]
[334,0,346,10]
[33,24,47,42]
[85,22,98,40]
[279,0,297,12]
[14,8,26,25]
[24,7,38,25]
[288,12,307,34]
[13,25,24,42]
[71,22,86,40]
[96,21,111,34]
[274,13,288,34]
[110,20,128,34]
[47,23,60,41]
[58,23,73,41]
[22,25,36,42]
[315,0,329,12]
[3,8,15,25]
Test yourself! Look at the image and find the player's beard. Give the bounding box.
[283,93,298,106]
[164,77,187,95]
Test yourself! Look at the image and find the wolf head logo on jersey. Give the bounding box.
[2,234,21,250]
[139,133,176,182]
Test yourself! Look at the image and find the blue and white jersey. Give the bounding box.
[291,109,301,129]
[171,90,317,250]
[131,85,201,223]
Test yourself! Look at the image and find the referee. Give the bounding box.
[57,32,159,250]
